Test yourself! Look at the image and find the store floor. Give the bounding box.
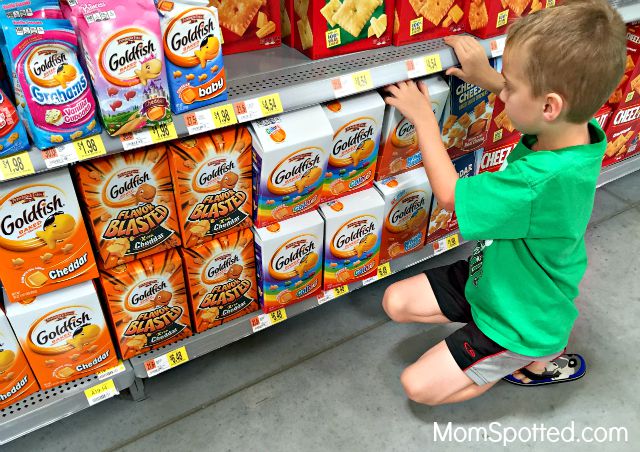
[6,173,640,452]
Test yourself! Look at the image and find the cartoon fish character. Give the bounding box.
[0,349,16,373]
[354,233,376,258]
[226,263,243,279]
[294,252,318,278]
[194,35,220,68]
[124,91,136,101]
[110,100,122,112]
[135,183,156,203]
[52,64,77,89]
[36,212,76,249]
[351,139,375,167]
[294,167,322,193]
[67,324,101,350]
[152,290,172,307]
[108,87,119,97]
[134,59,163,86]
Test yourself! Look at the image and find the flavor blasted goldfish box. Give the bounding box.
[98,248,193,360]
[253,210,324,313]
[321,91,385,202]
[393,0,465,47]
[4,281,118,390]
[181,228,259,332]
[319,188,384,290]
[0,308,40,410]
[0,168,98,303]
[374,168,432,264]
[75,145,182,269]
[250,105,333,227]
[377,75,449,180]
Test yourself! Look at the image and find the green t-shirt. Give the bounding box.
[455,119,606,357]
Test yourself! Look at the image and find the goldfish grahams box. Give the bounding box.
[0,168,98,303]
[374,169,432,264]
[377,75,449,180]
[250,105,333,227]
[181,228,259,332]
[0,309,40,410]
[4,281,118,390]
[321,91,385,202]
[98,248,193,360]
[393,0,465,47]
[319,187,384,290]
[75,145,182,269]
[253,210,324,313]
[168,127,253,248]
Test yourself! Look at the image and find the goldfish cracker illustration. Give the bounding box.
[158,0,228,114]
[181,228,259,332]
[318,188,384,290]
[0,87,30,157]
[74,145,182,269]
[97,249,192,360]
[377,75,449,180]
[374,169,433,264]
[321,91,385,202]
[254,210,324,313]
[0,18,101,149]
[0,309,40,410]
[249,105,332,227]
[72,0,172,135]
[0,168,98,303]
[167,127,252,247]
[4,281,118,389]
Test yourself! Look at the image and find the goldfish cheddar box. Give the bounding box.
[374,169,432,264]
[4,281,118,390]
[0,168,98,303]
[98,248,193,360]
[319,187,384,290]
[250,105,332,227]
[181,228,259,332]
[75,145,182,269]
[321,91,385,202]
[168,127,253,248]
[0,309,40,410]
[253,210,324,313]
[157,0,227,114]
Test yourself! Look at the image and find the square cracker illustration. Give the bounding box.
[332,0,379,37]
[421,0,454,26]
[213,0,265,37]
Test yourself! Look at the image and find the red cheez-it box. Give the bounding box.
[464,0,546,39]
[608,23,640,109]
[477,139,518,174]
[393,0,465,46]
[603,101,640,167]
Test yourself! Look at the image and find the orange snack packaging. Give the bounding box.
[98,248,192,360]
[74,145,182,270]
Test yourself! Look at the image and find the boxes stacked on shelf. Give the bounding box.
[0,87,30,158]
[464,0,546,40]
[603,101,640,167]
[392,0,465,47]
[607,23,640,109]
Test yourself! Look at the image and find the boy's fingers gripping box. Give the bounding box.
[464,0,547,40]
[0,168,98,303]
[74,145,182,269]
[250,105,333,227]
[377,76,449,180]
[393,0,465,47]
[168,127,253,247]
[374,168,432,264]
[603,101,640,167]
[321,91,385,202]
[97,248,193,360]
[0,87,30,157]
[181,228,259,332]
[253,210,324,313]
[319,187,384,290]
[4,281,118,390]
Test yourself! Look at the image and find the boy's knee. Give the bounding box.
[382,284,407,322]
[400,368,442,406]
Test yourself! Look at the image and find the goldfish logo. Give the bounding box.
[102,168,153,208]
[192,157,237,193]
[386,190,428,233]
[331,118,377,167]
[202,251,242,285]
[27,306,99,355]
[164,9,220,68]
[267,148,324,196]
[125,278,171,312]
[26,44,87,103]
[99,28,161,87]
[390,118,416,148]
[268,234,320,281]
[330,215,379,259]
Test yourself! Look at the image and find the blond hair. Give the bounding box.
[506,0,626,123]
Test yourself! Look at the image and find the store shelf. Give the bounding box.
[0,361,135,445]
[598,153,640,187]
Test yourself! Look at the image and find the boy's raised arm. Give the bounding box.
[444,35,505,95]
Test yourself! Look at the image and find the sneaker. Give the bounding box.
[503,353,586,386]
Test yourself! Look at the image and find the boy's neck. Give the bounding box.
[532,122,591,151]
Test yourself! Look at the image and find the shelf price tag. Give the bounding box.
[43,145,77,168]
[250,308,288,333]
[211,103,238,128]
[234,98,263,122]
[362,262,392,286]
[144,346,189,377]
[490,37,506,57]
[406,54,442,78]
[269,308,287,325]
[258,93,283,117]
[150,121,178,143]
[317,285,349,304]
[433,233,460,256]
[332,70,373,98]
[424,54,442,75]
[84,379,119,406]
[97,361,126,380]
[74,135,107,161]
[0,152,35,180]
[184,110,215,135]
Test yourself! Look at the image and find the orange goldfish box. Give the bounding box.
[0,168,98,303]
[0,308,40,410]
[374,168,432,264]
[181,228,259,332]
[168,127,253,248]
[98,248,193,360]
[4,281,118,390]
[75,145,182,269]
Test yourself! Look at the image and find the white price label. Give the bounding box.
[234,98,263,123]
[184,110,215,135]
[96,361,126,380]
[43,145,78,168]
[120,130,152,150]
[144,346,189,377]
[433,233,460,256]
[84,379,119,406]
[331,70,373,98]
[490,37,506,57]
[250,313,272,332]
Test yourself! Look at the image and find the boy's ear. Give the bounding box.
[542,93,564,122]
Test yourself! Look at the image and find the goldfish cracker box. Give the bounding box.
[98,248,193,360]
[157,0,228,114]
[464,0,546,40]
[0,309,40,410]
[0,168,98,303]
[0,87,30,157]
[377,75,448,180]
[393,0,465,47]
[4,281,118,390]
[321,91,385,202]
[374,169,432,264]
[250,105,333,227]
[181,228,259,332]
[72,0,173,136]
[253,210,324,313]
[319,187,384,290]
[74,145,182,269]
[168,127,253,247]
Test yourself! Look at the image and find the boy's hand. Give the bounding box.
[444,35,504,94]
[384,81,436,127]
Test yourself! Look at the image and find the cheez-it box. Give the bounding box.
[464,0,546,40]
[603,101,640,167]
[393,0,465,47]
[476,139,517,174]
[485,58,521,148]
[608,23,640,109]
[0,168,98,303]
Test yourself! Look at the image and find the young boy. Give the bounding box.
[382,0,626,405]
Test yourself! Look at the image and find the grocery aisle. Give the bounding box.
[4,173,638,452]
